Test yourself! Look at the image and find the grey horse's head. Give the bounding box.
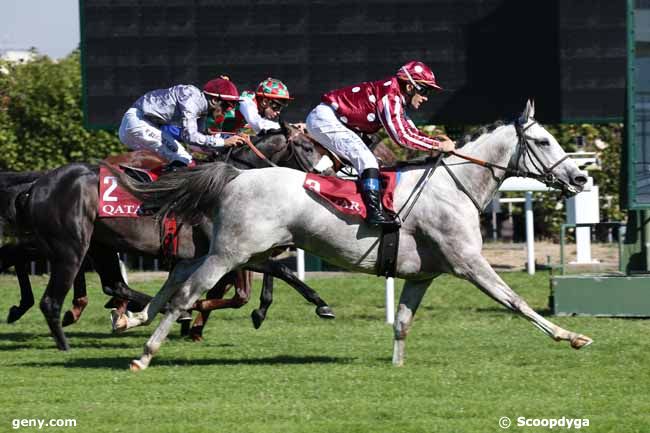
[513,100,588,197]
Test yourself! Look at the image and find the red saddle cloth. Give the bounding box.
[303,171,400,219]
[98,151,165,218]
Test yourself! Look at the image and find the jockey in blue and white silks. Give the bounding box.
[118,77,247,167]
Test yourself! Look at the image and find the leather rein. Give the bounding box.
[223,133,313,172]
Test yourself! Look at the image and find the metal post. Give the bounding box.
[491,205,498,241]
[525,191,535,275]
[385,277,395,324]
[618,225,626,273]
[297,248,305,281]
[644,210,650,271]
[560,224,567,275]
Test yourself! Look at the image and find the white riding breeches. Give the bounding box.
[306,103,378,174]
[118,108,193,165]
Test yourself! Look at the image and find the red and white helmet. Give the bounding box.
[203,76,240,101]
[396,61,442,91]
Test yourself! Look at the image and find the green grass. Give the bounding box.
[0,271,648,432]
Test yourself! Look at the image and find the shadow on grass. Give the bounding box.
[14,354,356,370]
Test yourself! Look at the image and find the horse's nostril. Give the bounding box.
[574,175,587,186]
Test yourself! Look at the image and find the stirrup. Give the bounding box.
[367,213,401,229]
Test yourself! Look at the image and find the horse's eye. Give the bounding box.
[535,139,550,146]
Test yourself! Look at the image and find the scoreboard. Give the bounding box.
[80,0,626,128]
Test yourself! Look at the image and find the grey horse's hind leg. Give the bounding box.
[392,278,434,367]
[460,255,592,349]
[130,255,233,371]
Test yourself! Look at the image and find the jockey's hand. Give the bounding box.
[435,134,456,153]
[291,122,307,133]
[224,135,247,148]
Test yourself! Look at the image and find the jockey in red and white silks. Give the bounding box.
[118,77,247,168]
[306,60,456,227]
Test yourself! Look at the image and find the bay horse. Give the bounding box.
[6,124,335,350]
[111,101,593,371]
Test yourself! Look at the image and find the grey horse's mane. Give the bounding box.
[455,120,510,148]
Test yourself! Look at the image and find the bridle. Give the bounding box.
[400,119,574,218]
[443,119,573,210]
[222,132,315,172]
[451,119,569,184]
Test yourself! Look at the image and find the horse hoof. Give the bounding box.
[251,310,264,329]
[570,334,593,350]
[56,340,71,351]
[188,327,204,342]
[129,360,145,372]
[7,306,25,324]
[176,311,192,323]
[316,306,335,319]
[62,311,76,327]
[111,310,128,333]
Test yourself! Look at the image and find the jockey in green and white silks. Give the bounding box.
[118,76,247,167]
[206,77,292,135]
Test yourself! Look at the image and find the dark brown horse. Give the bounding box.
[6,125,335,350]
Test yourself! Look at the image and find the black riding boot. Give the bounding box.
[360,168,399,228]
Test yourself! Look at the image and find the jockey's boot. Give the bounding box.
[360,168,400,229]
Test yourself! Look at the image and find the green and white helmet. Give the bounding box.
[255,77,293,100]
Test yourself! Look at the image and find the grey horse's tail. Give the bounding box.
[100,162,241,222]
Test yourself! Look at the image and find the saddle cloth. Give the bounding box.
[98,151,164,218]
[98,151,180,261]
[303,171,400,219]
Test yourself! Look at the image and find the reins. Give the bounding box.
[448,120,567,183]
[401,119,571,216]
[242,135,279,168]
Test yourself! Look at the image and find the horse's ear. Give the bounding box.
[530,100,535,118]
[281,121,300,139]
[521,99,534,121]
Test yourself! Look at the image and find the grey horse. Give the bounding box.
[111,101,592,371]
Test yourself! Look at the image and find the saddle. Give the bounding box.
[103,150,166,183]
[303,170,399,219]
[304,169,401,277]
[303,153,442,278]
[99,151,180,262]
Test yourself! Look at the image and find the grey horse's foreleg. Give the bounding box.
[113,256,207,332]
[460,255,592,348]
[392,278,433,367]
[131,255,233,371]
